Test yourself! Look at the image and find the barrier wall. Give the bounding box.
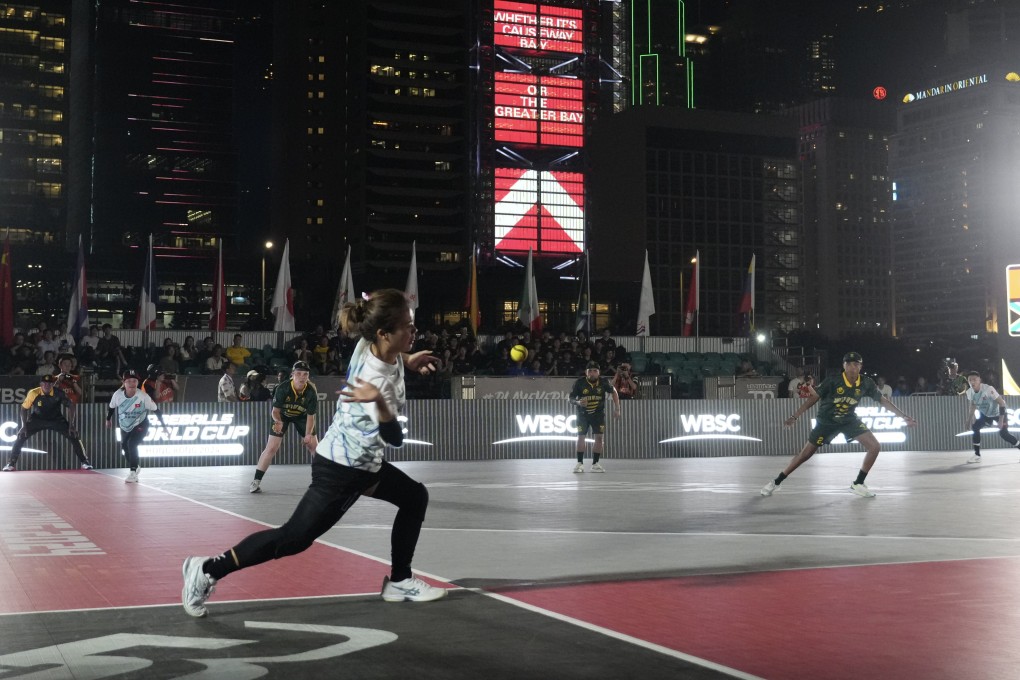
[3,397,1015,470]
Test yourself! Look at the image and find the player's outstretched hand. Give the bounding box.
[903,416,918,427]
[340,377,381,404]
[405,350,439,375]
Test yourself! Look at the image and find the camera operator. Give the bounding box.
[938,358,968,396]
[239,368,272,402]
[142,364,178,404]
[54,353,82,404]
[611,362,639,399]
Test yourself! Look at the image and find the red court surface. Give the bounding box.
[501,558,1020,680]
[0,471,443,614]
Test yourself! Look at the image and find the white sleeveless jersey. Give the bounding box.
[966,383,1002,418]
[316,337,405,472]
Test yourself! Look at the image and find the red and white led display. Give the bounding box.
[494,168,584,254]
[494,72,583,147]
[493,0,583,54]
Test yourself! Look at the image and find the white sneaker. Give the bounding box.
[850,482,876,498]
[380,575,447,603]
[2,463,14,472]
[249,479,261,493]
[125,470,139,483]
[967,455,982,463]
[573,463,584,473]
[760,480,777,496]
[81,463,93,470]
[590,462,605,473]
[181,556,217,617]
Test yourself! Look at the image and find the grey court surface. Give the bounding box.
[4,450,1020,679]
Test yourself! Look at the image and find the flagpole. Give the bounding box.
[585,250,591,336]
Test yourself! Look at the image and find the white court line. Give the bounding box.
[338,524,1020,543]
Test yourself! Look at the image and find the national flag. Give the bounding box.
[405,240,419,319]
[271,239,295,331]
[682,250,699,337]
[136,234,157,329]
[574,252,590,333]
[737,254,755,336]
[209,240,226,331]
[518,248,542,332]
[66,236,89,342]
[331,245,355,331]
[465,249,480,336]
[0,235,13,345]
[636,250,655,336]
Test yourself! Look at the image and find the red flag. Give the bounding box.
[465,251,480,336]
[682,251,699,337]
[209,241,226,331]
[0,237,12,345]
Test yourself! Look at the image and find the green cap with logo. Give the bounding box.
[842,351,863,364]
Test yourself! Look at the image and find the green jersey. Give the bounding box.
[814,372,883,423]
[272,379,318,420]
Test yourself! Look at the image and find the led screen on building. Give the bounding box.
[493,0,583,54]
[494,72,584,147]
[494,168,584,254]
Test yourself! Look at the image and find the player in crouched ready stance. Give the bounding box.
[760,351,917,498]
[182,288,446,617]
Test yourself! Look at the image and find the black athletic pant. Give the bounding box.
[120,422,150,470]
[972,414,1019,450]
[8,419,89,466]
[209,456,428,582]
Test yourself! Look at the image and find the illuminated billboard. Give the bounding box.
[494,168,583,254]
[493,0,583,54]
[494,72,584,147]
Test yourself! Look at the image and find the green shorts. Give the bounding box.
[269,416,309,438]
[808,419,870,447]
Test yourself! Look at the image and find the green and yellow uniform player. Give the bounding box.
[760,351,917,498]
[249,361,319,493]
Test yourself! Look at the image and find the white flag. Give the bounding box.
[518,248,542,332]
[636,250,655,336]
[136,234,157,329]
[331,245,355,330]
[405,240,419,318]
[271,239,295,331]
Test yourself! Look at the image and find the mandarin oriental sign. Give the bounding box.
[902,74,988,103]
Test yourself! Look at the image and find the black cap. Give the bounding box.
[585,360,600,370]
[122,369,141,380]
[842,351,863,364]
[40,374,56,383]
[292,361,311,372]
[146,363,159,376]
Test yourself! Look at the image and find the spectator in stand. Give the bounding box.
[54,354,82,404]
[55,322,76,352]
[468,344,489,373]
[179,335,197,369]
[35,329,59,360]
[892,377,911,397]
[96,324,127,377]
[876,375,893,399]
[9,332,28,366]
[914,376,933,395]
[798,374,816,398]
[451,346,474,375]
[787,369,807,397]
[312,335,330,373]
[293,338,314,364]
[496,331,516,356]
[205,344,227,374]
[36,350,57,376]
[78,325,101,367]
[599,328,616,351]
[600,348,619,375]
[540,350,557,374]
[321,347,343,375]
[489,347,511,376]
[217,362,238,402]
[526,358,545,376]
[612,363,639,399]
[239,369,272,402]
[225,334,252,367]
[737,359,759,377]
[158,344,181,376]
[195,336,216,367]
[938,360,968,396]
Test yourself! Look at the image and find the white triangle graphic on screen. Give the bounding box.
[495,170,583,252]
